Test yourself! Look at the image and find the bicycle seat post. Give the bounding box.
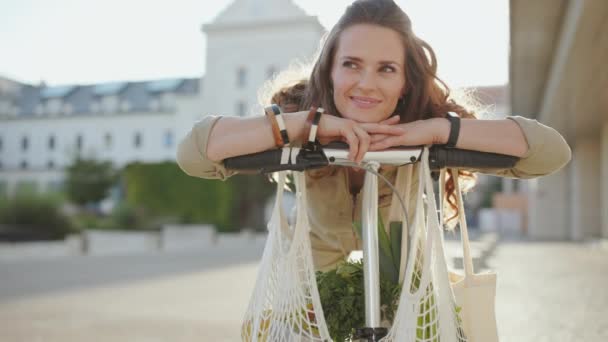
[358,161,388,341]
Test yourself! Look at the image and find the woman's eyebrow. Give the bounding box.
[341,56,401,66]
[340,56,363,62]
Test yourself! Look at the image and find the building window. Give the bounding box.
[47,160,55,169]
[267,65,277,79]
[104,133,112,150]
[120,100,131,112]
[20,160,28,170]
[21,136,28,151]
[237,101,247,117]
[237,67,247,88]
[48,135,55,150]
[164,130,174,148]
[76,135,83,151]
[134,132,142,148]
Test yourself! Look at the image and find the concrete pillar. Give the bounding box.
[602,123,608,240]
[528,165,570,240]
[570,138,601,241]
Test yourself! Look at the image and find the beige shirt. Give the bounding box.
[176,115,571,270]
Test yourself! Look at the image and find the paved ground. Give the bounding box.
[489,238,608,342]
[1,237,607,341]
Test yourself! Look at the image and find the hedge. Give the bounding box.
[122,162,275,232]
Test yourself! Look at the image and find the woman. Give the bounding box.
[177,0,571,271]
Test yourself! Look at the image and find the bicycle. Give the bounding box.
[224,141,518,342]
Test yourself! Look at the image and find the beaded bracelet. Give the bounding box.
[264,104,290,147]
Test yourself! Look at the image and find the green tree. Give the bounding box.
[65,158,117,206]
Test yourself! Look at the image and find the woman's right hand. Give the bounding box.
[316,114,404,163]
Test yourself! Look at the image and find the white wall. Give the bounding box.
[202,21,323,118]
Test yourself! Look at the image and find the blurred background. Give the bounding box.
[0,0,606,341]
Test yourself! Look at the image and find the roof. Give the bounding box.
[0,77,200,118]
[212,0,310,25]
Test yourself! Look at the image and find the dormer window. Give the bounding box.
[150,98,160,111]
[63,103,73,115]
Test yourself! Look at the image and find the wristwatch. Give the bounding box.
[445,112,460,149]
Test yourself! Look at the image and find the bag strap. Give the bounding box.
[439,169,475,279]
[389,165,413,283]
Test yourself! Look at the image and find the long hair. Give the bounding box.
[270,0,478,228]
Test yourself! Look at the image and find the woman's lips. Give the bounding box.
[350,96,381,109]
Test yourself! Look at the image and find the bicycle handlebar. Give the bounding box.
[223,141,519,173]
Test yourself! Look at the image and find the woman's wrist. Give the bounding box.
[284,110,309,143]
[432,117,451,145]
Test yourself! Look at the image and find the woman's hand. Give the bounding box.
[368,117,450,150]
[316,114,405,163]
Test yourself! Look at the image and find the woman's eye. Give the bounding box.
[380,65,396,73]
[343,61,357,69]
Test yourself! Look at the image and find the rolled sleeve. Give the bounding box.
[176,115,237,181]
[472,116,571,179]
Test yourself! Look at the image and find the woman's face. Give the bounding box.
[331,23,406,123]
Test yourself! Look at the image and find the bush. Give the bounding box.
[65,158,117,206]
[0,194,74,240]
[122,162,274,232]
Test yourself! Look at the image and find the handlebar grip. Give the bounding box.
[429,146,519,170]
[223,148,328,173]
[223,149,282,172]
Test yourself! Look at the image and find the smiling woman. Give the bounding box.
[176,0,570,280]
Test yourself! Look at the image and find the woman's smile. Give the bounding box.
[349,95,382,109]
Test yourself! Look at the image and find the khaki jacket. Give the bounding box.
[177,115,571,271]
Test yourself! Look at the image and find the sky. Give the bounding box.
[0,0,509,88]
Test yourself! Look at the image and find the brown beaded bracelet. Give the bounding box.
[265,104,289,147]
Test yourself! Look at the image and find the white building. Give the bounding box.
[0,0,325,196]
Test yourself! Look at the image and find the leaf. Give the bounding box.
[389,221,403,270]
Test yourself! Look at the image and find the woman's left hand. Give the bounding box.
[368,118,450,150]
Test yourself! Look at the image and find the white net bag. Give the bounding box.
[241,171,331,342]
[381,147,467,342]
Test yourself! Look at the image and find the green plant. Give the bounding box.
[316,260,401,341]
[65,158,117,206]
[317,213,464,341]
[0,194,74,239]
[122,162,274,232]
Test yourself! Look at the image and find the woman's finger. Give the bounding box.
[353,125,371,163]
[360,123,404,135]
[370,134,389,143]
[341,127,359,161]
[379,115,400,125]
[369,135,403,151]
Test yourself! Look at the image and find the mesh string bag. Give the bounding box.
[241,171,331,342]
[380,147,467,342]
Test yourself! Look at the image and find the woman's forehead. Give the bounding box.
[335,23,405,64]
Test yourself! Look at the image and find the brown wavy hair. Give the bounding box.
[271,0,477,229]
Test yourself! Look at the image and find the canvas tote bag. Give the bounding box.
[440,168,499,342]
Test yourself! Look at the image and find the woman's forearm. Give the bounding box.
[206,111,308,162]
[435,118,529,157]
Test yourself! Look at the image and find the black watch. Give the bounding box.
[445,112,460,149]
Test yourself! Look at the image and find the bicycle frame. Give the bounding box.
[324,148,421,341]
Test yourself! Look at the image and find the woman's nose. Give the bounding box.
[356,70,377,91]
